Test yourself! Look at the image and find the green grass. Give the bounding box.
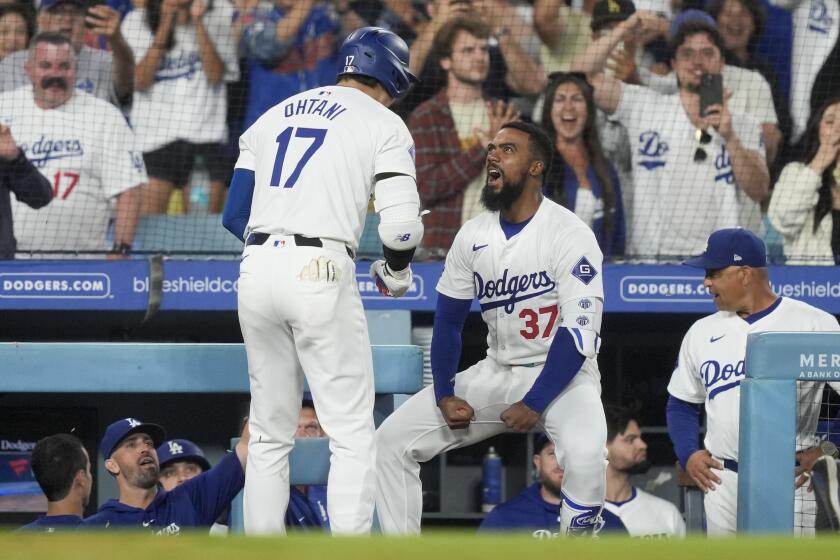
[3,532,840,560]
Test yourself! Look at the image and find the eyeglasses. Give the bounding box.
[694,128,712,163]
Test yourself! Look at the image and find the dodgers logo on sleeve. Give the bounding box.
[571,257,597,285]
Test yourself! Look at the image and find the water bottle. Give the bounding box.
[188,156,210,215]
[481,446,502,512]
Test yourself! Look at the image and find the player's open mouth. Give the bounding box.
[487,165,502,186]
[139,457,155,466]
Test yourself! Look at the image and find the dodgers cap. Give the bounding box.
[156,439,211,471]
[100,417,166,459]
[683,228,767,269]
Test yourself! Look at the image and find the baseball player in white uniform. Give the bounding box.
[3,32,145,258]
[667,228,840,535]
[221,27,423,535]
[376,121,608,536]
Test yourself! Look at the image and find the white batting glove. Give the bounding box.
[369,260,412,298]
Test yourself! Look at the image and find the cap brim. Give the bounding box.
[160,454,211,472]
[682,255,726,269]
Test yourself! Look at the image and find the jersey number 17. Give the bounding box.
[270,127,327,189]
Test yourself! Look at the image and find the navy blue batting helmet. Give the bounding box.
[337,26,418,99]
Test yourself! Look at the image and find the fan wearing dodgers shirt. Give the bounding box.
[376,121,609,536]
[666,228,840,535]
[2,32,145,258]
[222,27,424,535]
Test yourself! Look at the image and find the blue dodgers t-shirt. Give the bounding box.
[285,484,329,530]
[83,451,244,534]
[479,483,628,537]
[18,514,83,532]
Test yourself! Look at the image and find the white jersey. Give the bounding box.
[667,297,840,460]
[121,4,239,151]
[1,86,147,254]
[614,85,764,258]
[436,198,604,368]
[770,0,839,141]
[236,85,416,251]
[0,47,117,104]
[604,487,686,538]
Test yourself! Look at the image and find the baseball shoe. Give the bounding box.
[811,455,840,532]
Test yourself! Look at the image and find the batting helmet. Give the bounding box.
[156,439,211,472]
[337,26,418,99]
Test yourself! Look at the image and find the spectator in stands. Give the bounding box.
[1,32,144,259]
[398,0,545,117]
[408,17,519,257]
[286,400,329,530]
[600,404,685,537]
[478,434,572,536]
[534,0,597,75]
[768,97,840,265]
[0,4,34,62]
[18,434,92,532]
[540,71,625,257]
[769,0,839,146]
[573,14,769,260]
[239,0,365,130]
[0,122,52,261]
[157,439,212,491]
[708,0,792,147]
[641,10,783,165]
[121,0,239,215]
[83,417,248,533]
[0,0,134,107]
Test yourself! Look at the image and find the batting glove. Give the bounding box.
[369,260,412,298]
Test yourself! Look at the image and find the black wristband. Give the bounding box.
[111,242,132,256]
[383,245,415,272]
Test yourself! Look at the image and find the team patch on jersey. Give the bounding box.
[571,257,598,285]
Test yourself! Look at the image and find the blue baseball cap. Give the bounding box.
[670,8,717,38]
[157,439,211,471]
[683,228,767,269]
[39,0,86,11]
[100,417,166,459]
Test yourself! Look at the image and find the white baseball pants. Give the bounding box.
[238,240,376,535]
[375,357,607,534]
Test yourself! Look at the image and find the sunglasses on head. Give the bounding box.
[548,71,591,87]
[694,128,712,163]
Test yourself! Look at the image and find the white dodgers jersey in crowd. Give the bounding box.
[668,297,840,460]
[2,86,147,254]
[235,85,416,251]
[437,198,604,372]
[604,487,686,538]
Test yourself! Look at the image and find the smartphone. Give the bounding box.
[698,73,723,117]
[84,0,105,29]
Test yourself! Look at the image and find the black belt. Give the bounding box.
[246,233,354,258]
[723,459,738,473]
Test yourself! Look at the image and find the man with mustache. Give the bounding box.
[0,0,133,107]
[376,122,608,536]
[82,417,249,534]
[0,32,144,258]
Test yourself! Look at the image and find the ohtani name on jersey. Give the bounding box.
[474,269,556,314]
[700,359,745,399]
[20,136,83,167]
[283,98,348,121]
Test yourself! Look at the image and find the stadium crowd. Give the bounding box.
[0,0,837,263]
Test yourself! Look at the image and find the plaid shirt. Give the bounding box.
[408,90,487,254]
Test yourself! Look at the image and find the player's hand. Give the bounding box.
[0,125,21,161]
[685,449,723,492]
[438,396,475,430]
[500,401,540,432]
[235,416,250,468]
[86,6,121,39]
[369,260,412,298]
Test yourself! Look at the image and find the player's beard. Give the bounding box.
[538,470,563,499]
[481,175,525,212]
[621,460,652,475]
[131,463,160,489]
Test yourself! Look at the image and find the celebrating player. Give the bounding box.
[222,27,424,535]
[375,121,608,536]
[666,228,840,535]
